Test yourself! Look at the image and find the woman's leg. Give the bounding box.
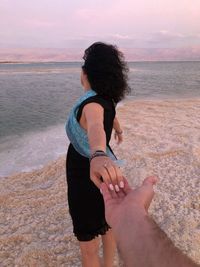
[102,229,116,267]
[79,237,101,267]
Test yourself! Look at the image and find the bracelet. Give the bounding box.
[115,130,123,135]
[89,150,108,163]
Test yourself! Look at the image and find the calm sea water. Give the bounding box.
[0,61,200,176]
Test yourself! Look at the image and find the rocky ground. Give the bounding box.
[0,98,199,266]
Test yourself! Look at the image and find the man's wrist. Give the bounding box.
[113,205,147,234]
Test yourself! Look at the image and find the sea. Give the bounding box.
[0,61,200,177]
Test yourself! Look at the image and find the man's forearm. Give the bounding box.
[113,209,198,267]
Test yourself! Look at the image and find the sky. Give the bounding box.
[0,0,200,49]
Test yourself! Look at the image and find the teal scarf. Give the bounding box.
[65,89,117,161]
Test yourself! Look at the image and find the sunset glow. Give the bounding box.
[1,0,200,48]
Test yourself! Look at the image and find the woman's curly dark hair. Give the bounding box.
[82,42,130,103]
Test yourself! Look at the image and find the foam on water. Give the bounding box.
[0,124,69,177]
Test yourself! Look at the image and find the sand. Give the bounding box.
[0,98,200,266]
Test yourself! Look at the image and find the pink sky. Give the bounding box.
[1,0,200,49]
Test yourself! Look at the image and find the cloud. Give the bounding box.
[46,31,200,49]
[147,30,200,48]
[153,30,186,41]
[110,34,133,40]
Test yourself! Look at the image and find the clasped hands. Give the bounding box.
[90,156,157,199]
[90,156,158,229]
[90,156,125,191]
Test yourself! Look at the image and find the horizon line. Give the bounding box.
[1,60,200,64]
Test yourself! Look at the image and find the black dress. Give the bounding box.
[66,94,116,241]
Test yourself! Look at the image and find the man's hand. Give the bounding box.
[100,176,158,227]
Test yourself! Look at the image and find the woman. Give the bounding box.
[66,42,130,267]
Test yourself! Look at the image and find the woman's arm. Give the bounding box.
[113,116,123,144]
[82,103,124,190]
[113,116,122,133]
[83,102,106,153]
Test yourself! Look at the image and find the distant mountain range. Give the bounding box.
[0,47,200,62]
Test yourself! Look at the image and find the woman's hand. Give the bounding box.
[114,130,123,145]
[90,156,124,191]
[113,117,123,145]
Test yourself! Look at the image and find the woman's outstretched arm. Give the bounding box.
[83,102,124,191]
[83,102,106,153]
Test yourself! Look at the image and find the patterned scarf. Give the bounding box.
[65,89,117,161]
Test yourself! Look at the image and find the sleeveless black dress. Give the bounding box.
[66,94,116,241]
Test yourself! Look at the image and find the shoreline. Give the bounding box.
[1,97,200,179]
[1,97,200,266]
[0,123,69,178]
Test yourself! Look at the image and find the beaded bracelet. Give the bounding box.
[89,150,108,163]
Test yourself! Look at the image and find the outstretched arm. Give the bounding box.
[83,103,124,190]
[100,177,199,267]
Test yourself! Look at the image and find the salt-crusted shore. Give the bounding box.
[0,98,200,266]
